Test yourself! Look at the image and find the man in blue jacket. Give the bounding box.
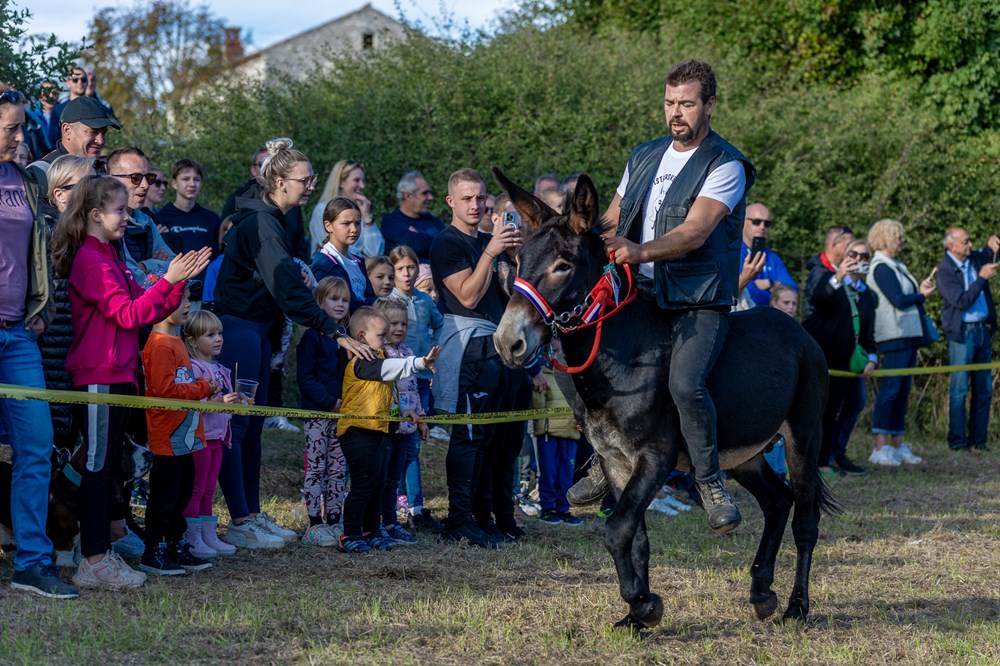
[738,202,798,306]
[937,228,1000,452]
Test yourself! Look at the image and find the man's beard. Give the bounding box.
[670,118,703,145]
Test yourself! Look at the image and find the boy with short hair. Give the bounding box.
[336,306,439,554]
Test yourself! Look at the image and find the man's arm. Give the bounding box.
[606,196,731,265]
[440,228,518,310]
[601,192,622,237]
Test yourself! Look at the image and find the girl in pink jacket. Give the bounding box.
[51,175,210,591]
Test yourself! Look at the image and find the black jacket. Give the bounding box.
[803,265,877,371]
[213,195,343,337]
[221,178,308,261]
[937,249,997,343]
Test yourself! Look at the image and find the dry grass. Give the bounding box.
[2,431,999,665]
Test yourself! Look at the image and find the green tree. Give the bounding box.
[0,0,83,99]
[88,0,226,143]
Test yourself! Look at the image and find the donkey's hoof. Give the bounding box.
[753,592,778,621]
[612,615,644,635]
[781,604,808,624]
[630,593,664,628]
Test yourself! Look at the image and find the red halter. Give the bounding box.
[512,253,637,373]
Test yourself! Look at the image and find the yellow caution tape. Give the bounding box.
[0,383,573,425]
[828,361,1000,378]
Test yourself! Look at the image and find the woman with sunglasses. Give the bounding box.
[866,218,936,467]
[308,159,384,257]
[804,239,877,477]
[211,138,373,549]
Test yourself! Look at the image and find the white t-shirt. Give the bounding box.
[616,143,746,277]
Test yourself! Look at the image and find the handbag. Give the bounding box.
[919,310,941,346]
[847,285,870,374]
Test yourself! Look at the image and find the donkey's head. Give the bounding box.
[492,166,607,367]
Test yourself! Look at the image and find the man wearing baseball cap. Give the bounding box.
[38,96,121,166]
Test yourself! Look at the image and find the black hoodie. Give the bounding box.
[213,195,343,337]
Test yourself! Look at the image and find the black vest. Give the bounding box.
[617,131,755,311]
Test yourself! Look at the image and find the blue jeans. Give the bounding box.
[398,433,424,512]
[871,338,918,436]
[948,323,993,449]
[217,315,271,520]
[0,326,55,570]
[537,435,577,513]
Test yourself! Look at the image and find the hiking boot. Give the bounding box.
[696,478,742,534]
[834,455,868,476]
[168,541,213,572]
[441,522,500,549]
[566,460,609,506]
[74,552,147,589]
[11,563,79,599]
[139,543,186,576]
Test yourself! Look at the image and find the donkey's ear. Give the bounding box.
[491,166,559,230]
[567,174,599,235]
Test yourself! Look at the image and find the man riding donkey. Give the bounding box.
[570,59,756,533]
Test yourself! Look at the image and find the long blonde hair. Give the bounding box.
[318,159,363,201]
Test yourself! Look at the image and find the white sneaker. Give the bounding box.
[72,551,147,589]
[647,497,679,516]
[659,494,692,512]
[223,520,284,549]
[264,416,301,432]
[428,426,450,441]
[518,497,541,517]
[255,513,298,543]
[868,446,901,466]
[302,524,339,547]
[892,445,923,464]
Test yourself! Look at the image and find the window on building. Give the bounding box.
[362,33,374,50]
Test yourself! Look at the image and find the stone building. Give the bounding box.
[224,4,409,81]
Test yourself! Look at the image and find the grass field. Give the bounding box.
[2,429,999,665]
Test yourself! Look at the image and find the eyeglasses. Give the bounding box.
[285,175,318,187]
[151,179,167,187]
[0,90,25,105]
[110,172,157,186]
[847,251,871,260]
[747,218,772,227]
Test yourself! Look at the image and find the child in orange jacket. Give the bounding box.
[140,287,218,576]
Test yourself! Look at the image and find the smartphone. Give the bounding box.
[750,236,766,261]
[502,210,520,231]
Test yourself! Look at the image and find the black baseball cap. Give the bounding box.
[60,96,121,130]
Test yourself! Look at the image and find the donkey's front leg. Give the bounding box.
[604,452,667,630]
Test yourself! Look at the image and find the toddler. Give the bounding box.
[297,277,351,547]
[182,310,240,557]
[141,288,217,575]
[336,307,438,554]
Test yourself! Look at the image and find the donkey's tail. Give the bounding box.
[815,473,842,516]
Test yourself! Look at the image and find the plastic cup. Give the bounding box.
[235,379,258,403]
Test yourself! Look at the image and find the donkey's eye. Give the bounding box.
[553,260,572,274]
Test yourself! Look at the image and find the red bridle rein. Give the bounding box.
[511,253,637,373]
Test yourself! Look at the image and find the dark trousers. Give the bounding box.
[820,376,866,466]
[75,383,134,558]
[474,368,528,531]
[217,315,271,519]
[948,323,993,449]
[380,432,410,528]
[340,427,390,538]
[667,309,728,484]
[144,454,195,551]
[445,353,506,528]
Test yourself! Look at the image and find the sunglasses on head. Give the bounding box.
[0,90,25,105]
[111,172,157,186]
[747,217,772,227]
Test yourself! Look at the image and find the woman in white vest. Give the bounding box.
[865,219,936,466]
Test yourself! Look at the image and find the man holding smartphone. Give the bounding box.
[600,60,755,534]
[738,203,798,306]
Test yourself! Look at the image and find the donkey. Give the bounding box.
[491,168,837,631]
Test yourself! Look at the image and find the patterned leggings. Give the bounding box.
[303,418,347,519]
